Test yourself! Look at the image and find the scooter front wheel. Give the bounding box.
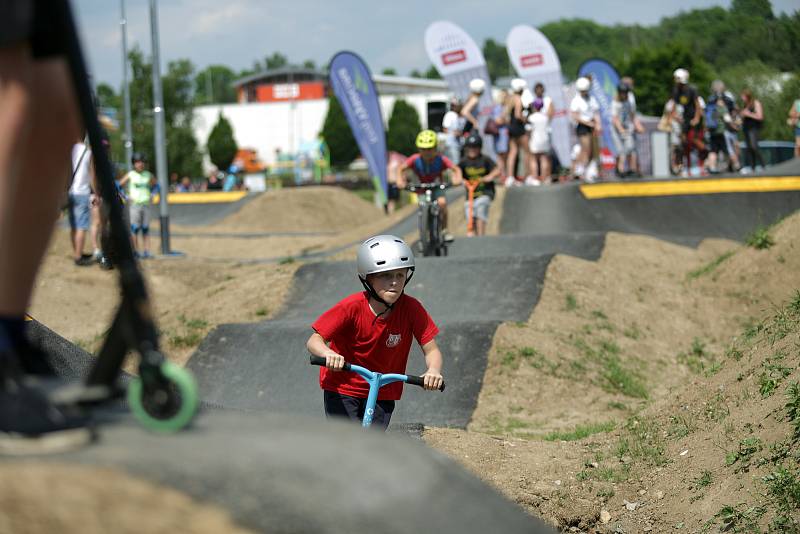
[128,361,199,432]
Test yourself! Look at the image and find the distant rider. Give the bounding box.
[395,129,463,242]
[458,134,499,237]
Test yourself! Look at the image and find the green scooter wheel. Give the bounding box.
[128,361,199,432]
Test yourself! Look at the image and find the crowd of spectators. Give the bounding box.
[660,68,800,178]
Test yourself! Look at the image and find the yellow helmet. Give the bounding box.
[415,129,438,150]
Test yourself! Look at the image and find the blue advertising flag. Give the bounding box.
[329,51,388,203]
[578,59,621,156]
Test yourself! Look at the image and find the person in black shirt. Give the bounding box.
[457,134,500,237]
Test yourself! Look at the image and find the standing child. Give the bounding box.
[118,152,155,258]
[306,235,444,430]
[459,134,500,236]
[527,100,552,184]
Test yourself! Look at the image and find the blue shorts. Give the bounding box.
[493,126,509,154]
[68,194,91,231]
[795,126,800,138]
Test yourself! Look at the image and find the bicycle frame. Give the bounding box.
[408,183,448,257]
[310,355,444,428]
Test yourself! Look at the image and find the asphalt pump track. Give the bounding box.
[17,169,800,532]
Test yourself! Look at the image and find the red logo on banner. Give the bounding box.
[442,50,467,65]
[520,54,544,67]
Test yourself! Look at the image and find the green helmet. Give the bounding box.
[415,129,438,150]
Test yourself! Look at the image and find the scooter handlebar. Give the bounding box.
[309,355,444,391]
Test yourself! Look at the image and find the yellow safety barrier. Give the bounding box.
[580,176,800,200]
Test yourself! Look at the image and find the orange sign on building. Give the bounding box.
[251,82,326,103]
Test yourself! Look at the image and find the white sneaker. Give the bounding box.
[524,176,541,186]
[504,176,518,187]
[680,170,689,178]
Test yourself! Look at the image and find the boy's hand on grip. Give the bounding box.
[325,352,345,371]
[422,370,443,391]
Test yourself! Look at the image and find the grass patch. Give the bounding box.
[602,356,648,399]
[576,465,629,483]
[677,337,719,376]
[255,307,269,317]
[279,256,296,264]
[543,421,615,442]
[711,503,766,533]
[694,470,713,489]
[623,323,641,340]
[745,226,775,249]
[168,331,203,348]
[762,467,800,531]
[725,437,762,473]
[758,351,792,398]
[687,250,735,280]
[565,293,578,311]
[616,417,666,466]
[786,382,800,440]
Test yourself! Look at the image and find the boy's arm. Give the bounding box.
[306,331,345,371]
[449,164,463,186]
[420,339,444,391]
[395,162,409,188]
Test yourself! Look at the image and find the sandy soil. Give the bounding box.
[0,463,252,534]
[17,185,800,532]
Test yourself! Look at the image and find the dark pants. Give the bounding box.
[323,390,395,431]
[743,127,765,169]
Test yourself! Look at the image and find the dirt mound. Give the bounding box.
[0,463,252,533]
[184,186,382,234]
[424,210,800,532]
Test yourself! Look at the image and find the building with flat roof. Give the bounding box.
[193,69,451,171]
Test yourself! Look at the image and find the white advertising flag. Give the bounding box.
[424,20,495,157]
[506,25,570,168]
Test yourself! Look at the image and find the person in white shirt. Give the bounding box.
[441,98,465,165]
[527,100,551,183]
[68,139,95,266]
[569,77,601,180]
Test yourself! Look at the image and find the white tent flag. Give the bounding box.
[424,20,495,157]
[506,24,570,168]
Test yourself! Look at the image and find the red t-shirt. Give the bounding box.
[311,292,439,400]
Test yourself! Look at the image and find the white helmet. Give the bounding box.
[356,235,415,281]
[575,77,591,92]
[468,78,486,94]
[510,78,527,92]
[673,68,689,84]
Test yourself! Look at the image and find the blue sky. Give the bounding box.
[73,0,799,88]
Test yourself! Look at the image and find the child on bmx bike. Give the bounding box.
[306,235,444,430]
[458,133,499,237]
[394,130,462,243]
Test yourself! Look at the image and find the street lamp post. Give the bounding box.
[149,0,171,254]
[120,0,133,172]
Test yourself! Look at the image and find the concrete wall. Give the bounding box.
[194,92,451,171]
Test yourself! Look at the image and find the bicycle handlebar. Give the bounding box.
[309,355,445,392]
[405,183,448,192]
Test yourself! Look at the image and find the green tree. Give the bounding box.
[206,114,238,172]
[482,38,511,82]
[381,68,397,75]
[320,95,359,167]
[619,42,714,116]
[386,99,421,156]
[265,52,288,70]
[123,47,203,177]
[424,65,441,79]
[194,65,237,104]
[302,59,317,70]
[168,125,203,178]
